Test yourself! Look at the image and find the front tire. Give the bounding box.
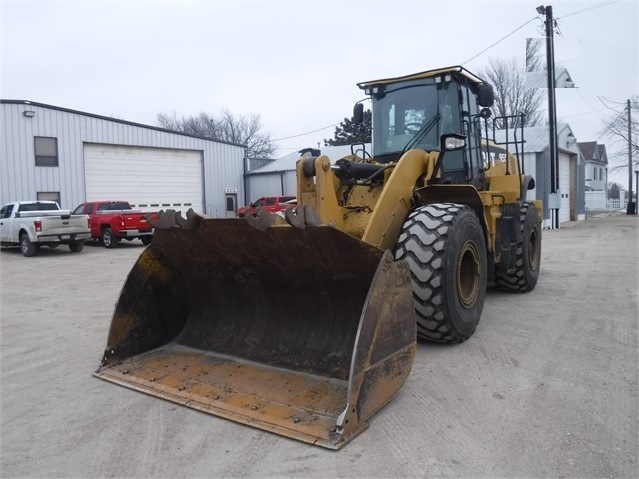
[101,228,119,248]
[140,236,152,246]
[20,233,36,257]
[494,202,541,292]
[395,203,487,343]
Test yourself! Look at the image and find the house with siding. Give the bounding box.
[579,141,608,191]
[494,123,585,227]
[579,141,610,210]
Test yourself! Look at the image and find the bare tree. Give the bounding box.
[157,109,276,159]
[525,38,544,73]
[599,97,638,174]
[480,55,545,129]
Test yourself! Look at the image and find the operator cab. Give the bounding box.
[355,66,494,188]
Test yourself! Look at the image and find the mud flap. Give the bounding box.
[94,212,416,449]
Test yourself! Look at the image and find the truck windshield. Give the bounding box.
[371,80,460,158]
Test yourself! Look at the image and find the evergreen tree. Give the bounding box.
[608,182,621,199]
[324,109,372,146]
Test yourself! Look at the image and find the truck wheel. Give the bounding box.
[102,228,119,248]
[20,233,37,257]
[494,202,541,292]
[140,236,152,245]
[395,203,487,343]
[69,242,84,253]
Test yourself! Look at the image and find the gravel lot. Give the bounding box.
[1,214,637,478]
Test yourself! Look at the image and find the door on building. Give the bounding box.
[37,191,61,206]
[225,193,237,218]
[83,144,205,214]
[558,152,572,224]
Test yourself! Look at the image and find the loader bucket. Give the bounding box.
[94,211,416,449]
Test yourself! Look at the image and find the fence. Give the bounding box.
[585,190,628,211]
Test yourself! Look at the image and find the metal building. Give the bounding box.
[244,144,370,207]
[0,100,246,217]
[495,123,585,227]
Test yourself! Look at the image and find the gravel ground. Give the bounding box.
[1,214,637,478]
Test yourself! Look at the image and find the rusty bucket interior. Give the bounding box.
[94,217,415,449]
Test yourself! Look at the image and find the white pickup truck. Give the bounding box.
[0,201,91,257]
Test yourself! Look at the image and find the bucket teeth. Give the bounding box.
[284,205,322,229]
[175,208,203,230]
[147,209,204,230]
[245,206,289,231]
[146,210,177,229]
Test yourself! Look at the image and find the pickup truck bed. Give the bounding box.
[0,201,90,257]
[73,201,156,248]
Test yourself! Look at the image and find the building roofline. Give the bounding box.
[0,99,247,148]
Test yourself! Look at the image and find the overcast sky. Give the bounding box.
[1,0,637,186]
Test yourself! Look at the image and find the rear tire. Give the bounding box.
[20,233,36,257]
[101,228,119,248]
[494,202,541,292]
[395,203,487,343]
[69,241,84,253]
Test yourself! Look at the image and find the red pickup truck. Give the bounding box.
[72,201,155,248]
[238,196,296,218]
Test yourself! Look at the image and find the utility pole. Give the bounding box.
[627,99,635,214]
[537,5,559,228]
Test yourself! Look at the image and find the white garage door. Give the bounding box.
[84,144,204,213]
[558,153,571,224]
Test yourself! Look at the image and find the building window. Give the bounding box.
[37,191,61,206]
[34,137,59,166]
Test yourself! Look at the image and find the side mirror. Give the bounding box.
[477,83,495,108]
[353,103,364,125]
[440,133,466,152]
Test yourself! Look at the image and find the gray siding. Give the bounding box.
[244,172,292,205]
[1,101,245,216]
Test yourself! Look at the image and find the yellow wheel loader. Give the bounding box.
[94,66,542,449]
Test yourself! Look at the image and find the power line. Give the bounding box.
[273,123,339,142]
[557,0,624,20]
[277,1,626,147]
[461,16,539,65]
[598,96,630,108]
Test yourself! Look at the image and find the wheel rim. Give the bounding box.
[528,228,540,272]
[104,232,111,246]
[457,241,481,308]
